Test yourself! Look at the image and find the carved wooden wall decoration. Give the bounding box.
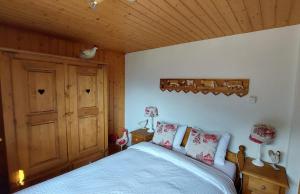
[160,79,249,97]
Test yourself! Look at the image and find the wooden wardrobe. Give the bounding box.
[0,49,108,192]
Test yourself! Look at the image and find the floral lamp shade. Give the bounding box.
[144,106,158,118]
[249,124,276,145]
[249,123,276,167]
[144,106,158,133]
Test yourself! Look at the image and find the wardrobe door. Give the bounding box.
[68,65,106,162]
[11,59,68,178]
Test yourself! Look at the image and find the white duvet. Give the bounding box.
[16,142,237,194]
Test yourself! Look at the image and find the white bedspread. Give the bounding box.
[16,142,236,194]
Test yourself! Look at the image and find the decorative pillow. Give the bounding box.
[185,128,220,165]
[152,122,178,149]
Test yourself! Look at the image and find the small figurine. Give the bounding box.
[268,150,281,170]
[116,128,129,150]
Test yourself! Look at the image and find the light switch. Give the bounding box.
[248,96,257,104]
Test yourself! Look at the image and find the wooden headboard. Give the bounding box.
[180,127,246,186]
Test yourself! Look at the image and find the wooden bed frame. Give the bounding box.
[181,127,246,187]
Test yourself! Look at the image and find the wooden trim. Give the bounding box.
[0,47,107,66]
[103,65,109,152]
[0,52,19,191]
[298,181,300,194]
[160,78,249,97]
[0,78,9,194]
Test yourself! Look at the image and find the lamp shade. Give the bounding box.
[144,106,158,117]
[249,124,276,144]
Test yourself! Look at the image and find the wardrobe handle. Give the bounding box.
[0,137,3,142]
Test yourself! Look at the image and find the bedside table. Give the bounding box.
[242,158,289,194]
[131,128,154,145]
[108,143,127,155]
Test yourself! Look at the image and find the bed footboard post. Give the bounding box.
[237,145,246,171]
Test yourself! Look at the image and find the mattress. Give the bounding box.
[16,142,236,194]
[172,146,237,180]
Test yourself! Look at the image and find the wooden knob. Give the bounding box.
[239,145,246,152]
[260,185,266,190]
[0,137,2,142]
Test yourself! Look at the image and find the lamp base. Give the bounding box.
[147,128,154,133]
[252,158,264,167]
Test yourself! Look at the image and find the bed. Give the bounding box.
[15,140,245,194]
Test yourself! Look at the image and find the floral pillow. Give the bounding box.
[152,122,178,149]
[185,128,220,165]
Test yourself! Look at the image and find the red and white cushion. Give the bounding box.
[152,122,178,149]
[185,128,220,165]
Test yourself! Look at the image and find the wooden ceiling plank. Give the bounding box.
[289,0,300,24]
[0,14,142,53]
[212,0,243,33]
[243,0,263,30]
[181,0,224,37]
[165,0,215,38]
[39,0,168,48]
[260,0,276,28]
[119,0,190,43]
[0,12,134,52]
[227,0,253,32]
[137,0,198,41]
[196,0,233,35]
[0,0,299,52]
[276,0,293,27]
[148,0,205,40]
[162,0,209,39]
[17,1,164,50]
[108,1,178,45]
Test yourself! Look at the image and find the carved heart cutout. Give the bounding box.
[86,89,91,94]
[38,89,45,95]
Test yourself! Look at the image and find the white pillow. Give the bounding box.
[173,125,188,149]
[214,132,231,165]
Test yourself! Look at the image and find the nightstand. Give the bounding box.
[108,143,127,155]
[131,128,154,145]
[242,158,289,194]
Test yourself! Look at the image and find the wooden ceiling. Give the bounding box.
[0,0,300,53]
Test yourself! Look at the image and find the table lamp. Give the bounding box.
[144,106,158,133]
[249,123,276,167]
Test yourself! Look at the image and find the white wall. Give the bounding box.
[287,26,300,194]
[125,25,300,193]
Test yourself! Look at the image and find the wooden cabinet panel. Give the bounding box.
[1,50,108,192]
[11,59,68,178]
[67,65,106,161]
[28,71,56,112]
[79,116,98,152]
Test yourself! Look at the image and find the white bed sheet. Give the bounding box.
[213,161,236,181]
[16,142,236,194]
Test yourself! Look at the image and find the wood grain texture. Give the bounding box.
[130,128,154,145]
[0,82,9,194]
[67,65,106,161]
[1,0,299,52]
[0,24,124,137]
[0,51,109,192]
[242,158,289,190]
[242,161,289,194]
